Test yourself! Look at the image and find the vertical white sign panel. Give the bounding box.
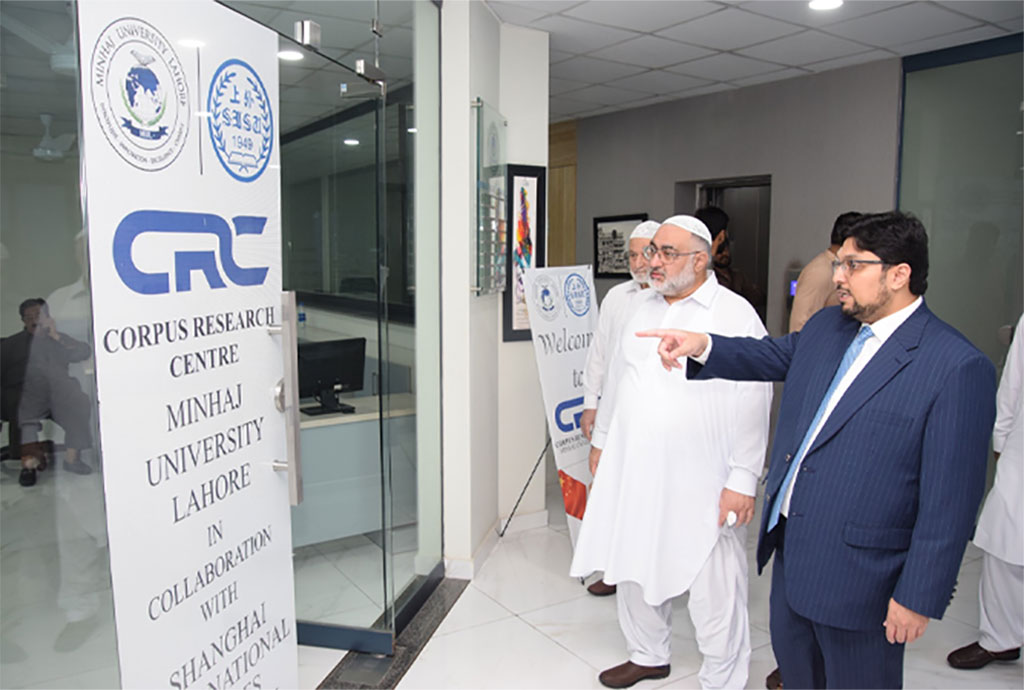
[77,2,297,687]
[523,266,598,544]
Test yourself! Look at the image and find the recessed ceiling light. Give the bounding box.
[344,139,359,146]
[407,127,417,133]
[179,38,205,48]
[809,0,843,9]
[278,50,304,62]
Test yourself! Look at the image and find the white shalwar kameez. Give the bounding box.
[973,314,1024,652]
[570,274,771,689]
[583,279,646,409]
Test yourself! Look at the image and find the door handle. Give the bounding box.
[269,291,303,506]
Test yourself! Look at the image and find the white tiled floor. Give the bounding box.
[395,524,1022,690]
[391,468,1023,690]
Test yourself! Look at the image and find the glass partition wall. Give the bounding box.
[224,0,443,653]
[0,1,119,686]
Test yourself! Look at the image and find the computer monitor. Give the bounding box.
[298,337,366,416]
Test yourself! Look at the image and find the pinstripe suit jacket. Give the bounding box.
[691,302,996,631]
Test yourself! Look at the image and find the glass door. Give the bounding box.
[223,0,443,654]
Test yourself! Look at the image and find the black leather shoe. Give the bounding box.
[19,468,36,487]
[588,579,617,596]
[598,661,670,688]
[766,666,783,689]
[947,641,1021,669]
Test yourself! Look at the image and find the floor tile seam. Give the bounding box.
[297,595,378,621]
[467,581,520,615]
[511,587,592,617]
[515,612,606,673]
[317,552,383,601]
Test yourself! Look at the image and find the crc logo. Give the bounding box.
[113,210,269,295]
[554,396,585,433]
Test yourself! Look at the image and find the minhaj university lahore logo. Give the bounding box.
[90,18,189,172]
[532,274,561,321]
[208,58,273,182]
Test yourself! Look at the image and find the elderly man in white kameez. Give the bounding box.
[579,219,659,598]
[571,215,772,690]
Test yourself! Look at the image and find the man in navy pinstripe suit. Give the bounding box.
[639,211,996,688]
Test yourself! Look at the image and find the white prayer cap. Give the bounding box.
[661,215,713,245]
[629,220,660,241]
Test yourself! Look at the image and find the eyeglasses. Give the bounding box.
[831,258,888,274]
[642,243,701,263]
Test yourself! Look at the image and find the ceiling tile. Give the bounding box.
[802,49,896,73]
[566,83,653,106]
[605,70,711,95]
[999,16,1023,31]
[549,95,601,118]
[937,1,1024,23]
[826,3,981,48]
[500,0,585,13]
[550,49,576,63]
[561,1,720,33]
[893,24,1011,55]
[550,55,647,82]
[730,67,810,87]
[588,35,712,68]
[736,0,898,27]
[529,14,639,54]
[656,8,803,51]
[549,76,590,94]
[484,1,550,25]
[671,82,735,99]
[737,29,872,66]
[667,52,781,81]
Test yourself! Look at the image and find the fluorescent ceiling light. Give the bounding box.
[343,139,359,146]
[407,127,417,133]
[809,0,843,9]
[179,38,205,48]
[278,50,304,61]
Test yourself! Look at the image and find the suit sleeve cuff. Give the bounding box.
[724,467,758,497]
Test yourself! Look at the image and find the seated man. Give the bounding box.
[1,298,93,486]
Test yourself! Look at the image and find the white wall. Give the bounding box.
[575,59,903,335]
[440,4,550,577]
[497,24,549,528]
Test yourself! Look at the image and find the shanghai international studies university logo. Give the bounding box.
[208,58,273,182]
[564,273,591,317]
[532,274,561,322]
[90,18,189,171]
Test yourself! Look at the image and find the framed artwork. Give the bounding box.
[504,164,546,342]
[593,213,648,279]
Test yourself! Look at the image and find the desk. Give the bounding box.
[291,393,418,549]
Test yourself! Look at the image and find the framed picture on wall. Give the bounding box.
[504,164,546,342]
[593,214,648,279]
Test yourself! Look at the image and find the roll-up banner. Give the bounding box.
[523,266,598,544]
[77,1,297,687]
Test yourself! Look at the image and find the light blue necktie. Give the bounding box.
[767,325,874,531]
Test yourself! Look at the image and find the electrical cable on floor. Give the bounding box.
[498,435,552,538]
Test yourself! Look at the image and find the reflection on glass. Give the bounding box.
[1,2,119,686]
[900,50,1023,365]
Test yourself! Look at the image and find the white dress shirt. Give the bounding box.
[582,279,645,409]
[778,297,923,515]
